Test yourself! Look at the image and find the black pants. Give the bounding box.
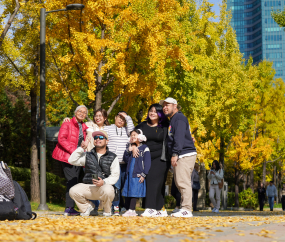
[282,196,285,211]
[258,197,265,211]
[125,197,137,210]
[171,177,181,207]
[192,189,199,211]
[61,162,82,208]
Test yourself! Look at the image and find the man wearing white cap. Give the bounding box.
[160,97,197,218]
[68,130,120,216]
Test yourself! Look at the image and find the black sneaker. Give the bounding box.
[89,209,99,216]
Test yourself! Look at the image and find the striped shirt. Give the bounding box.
[104,116,135,164]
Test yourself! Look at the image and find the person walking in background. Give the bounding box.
[161,97,197,218]
[266,181,277,211]
[63,108,110,216]
[52,105,89,216]
[121,129,151,217]
[192,163,200,212]
[257,183,266,211]
[208,160,224,213]
[104,111,135,215]
[134,104,170,217]
[281,184,285,211]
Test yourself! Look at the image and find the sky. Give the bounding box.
[209,0,222,19]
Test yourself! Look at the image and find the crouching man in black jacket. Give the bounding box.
[69,130,120,217]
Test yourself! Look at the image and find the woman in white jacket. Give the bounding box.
[207,160,223,213]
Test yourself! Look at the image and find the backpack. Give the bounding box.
[13,181,37,220]
[0,195,18,220]
[0,161,37,220]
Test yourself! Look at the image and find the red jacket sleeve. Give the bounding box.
[58,122,75,154]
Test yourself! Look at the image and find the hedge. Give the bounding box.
[10,166,66,204]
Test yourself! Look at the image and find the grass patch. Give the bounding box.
[31,202,66,212]
[264,203,282,208]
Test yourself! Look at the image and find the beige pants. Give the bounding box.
[173,155,196,211]
[69,183,114,213]
[209,184,221,209]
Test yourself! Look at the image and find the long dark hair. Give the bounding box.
[212,160,220,171]
[93,108,110,126]
[146,103,168,127]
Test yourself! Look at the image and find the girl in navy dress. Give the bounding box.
[122,129,151,217]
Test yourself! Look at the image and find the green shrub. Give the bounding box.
[10,166,66,204]
[164,195,176,209]
[227,192,235,207]
[238,188,258,209]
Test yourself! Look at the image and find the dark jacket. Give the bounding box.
[136,121,170,162]
[167,111,196,156]
[258,187,266,199]
[123,144,151,178]
[83,147,117,184]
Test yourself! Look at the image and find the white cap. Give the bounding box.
[159,97,178,105]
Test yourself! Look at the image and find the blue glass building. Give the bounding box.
[227,0,285,79]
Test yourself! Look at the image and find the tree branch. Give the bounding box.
[48,41,80,107]
[266,156,282,163]
[107,93,122,115]
[0,0,20,48]
[5,54,23,76]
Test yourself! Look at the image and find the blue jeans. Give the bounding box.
[268,196,274,210]
[112,164,127,207]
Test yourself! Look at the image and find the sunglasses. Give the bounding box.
[94,136,107,140]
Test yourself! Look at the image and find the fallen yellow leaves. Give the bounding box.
[0,214,283,241]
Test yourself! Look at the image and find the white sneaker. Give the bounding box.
[214,209,219,213]
[212,208,217,212]
[171,209,193,218]
[141,208,157,217]
[153,210,168,217]
[80,203,95,216]
[103,212,112,217]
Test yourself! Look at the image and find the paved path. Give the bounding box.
[1,210,285,241]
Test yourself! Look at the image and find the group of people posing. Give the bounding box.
[52,97,223,217]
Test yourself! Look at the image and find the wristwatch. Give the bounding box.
[172,153,178,157]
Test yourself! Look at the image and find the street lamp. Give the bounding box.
[38,4,85,211]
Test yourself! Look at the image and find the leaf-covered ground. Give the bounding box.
[1,211,285,241]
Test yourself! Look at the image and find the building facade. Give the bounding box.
[227,0,285,79]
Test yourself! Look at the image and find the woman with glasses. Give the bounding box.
[63,108,110,215]
[52,105,89,216]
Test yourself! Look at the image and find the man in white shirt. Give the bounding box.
[69,130,120,216]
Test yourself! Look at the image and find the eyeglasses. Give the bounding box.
[94,136,107,140]
[77,110,87,115]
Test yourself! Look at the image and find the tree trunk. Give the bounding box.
[243,173,247,191]
[278,169,282,203]
[0,0,20,48]
[250,169,254,192]
[30,88,40,202]
[262,161,266,184]
[273,165,276,185]
[234,168,239,207]
[219,136,225,169]
[95,88,102,110]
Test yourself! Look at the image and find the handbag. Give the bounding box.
[218,179,224,189]
[0,161,15,200]
[192,181,200,190]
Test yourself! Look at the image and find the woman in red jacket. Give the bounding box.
[52,105,88,216]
